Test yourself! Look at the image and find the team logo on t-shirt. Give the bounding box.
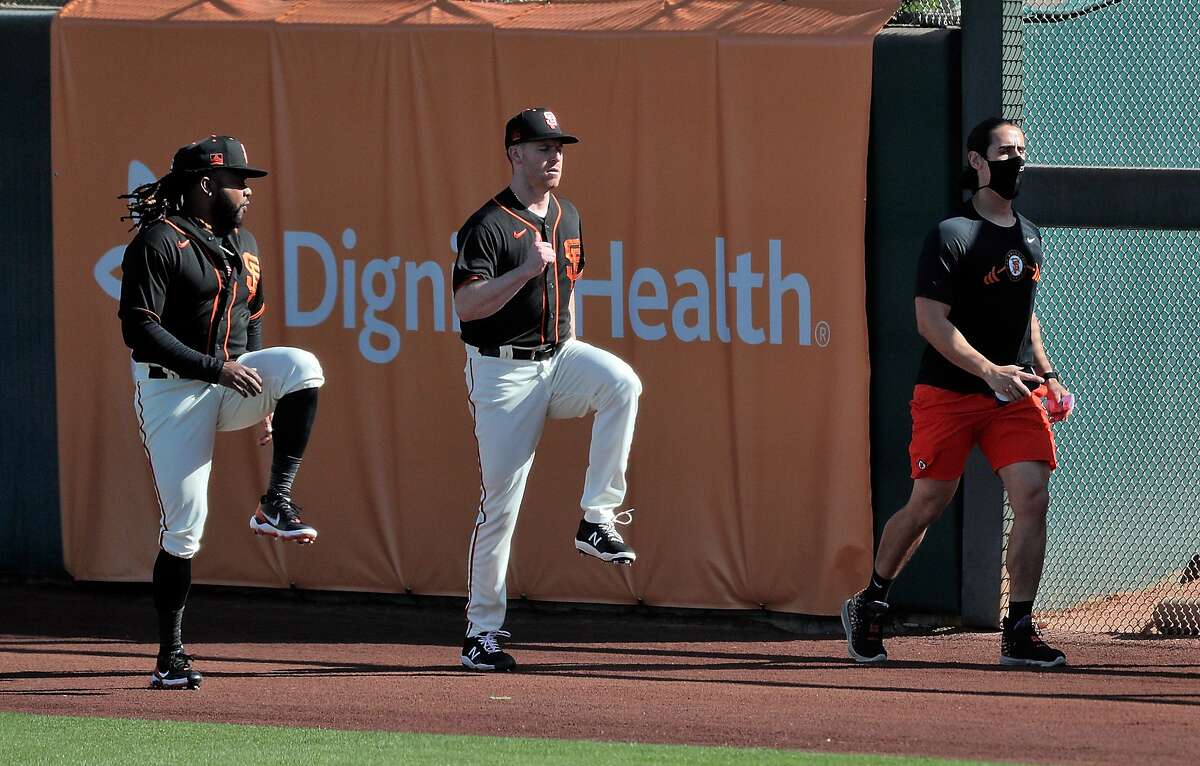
[917,459,928,471]
[1005,250,1025,281]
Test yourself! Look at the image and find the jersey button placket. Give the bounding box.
[542,221,555,335]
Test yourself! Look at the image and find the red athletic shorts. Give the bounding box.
[908,384,1057,480]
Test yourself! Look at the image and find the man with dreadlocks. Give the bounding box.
[118,135,325,690]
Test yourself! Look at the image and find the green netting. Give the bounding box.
[1000,228,1200,634]
[1002,2,1024,121]
[1023,0,1200,168]
[1003,1,1200,635]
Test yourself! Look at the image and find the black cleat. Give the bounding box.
[1001,615,1067,668]
[574,511,636,565]
[841,590,889,663]
[461,630,517,672]
[150,651,202,690]
[250,493,318,544]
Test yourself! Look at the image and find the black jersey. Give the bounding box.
[453,187,583,349]
[914,203,1044,395]
[118,215,266,382]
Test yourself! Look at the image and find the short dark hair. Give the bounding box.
[959,117,1020,190]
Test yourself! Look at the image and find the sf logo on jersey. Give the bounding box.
[983,249,1039,285]
[243,251,261,294]
[564,238,582,281]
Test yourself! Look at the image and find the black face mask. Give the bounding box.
[984,156,1025,200]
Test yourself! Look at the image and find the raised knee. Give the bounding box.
[616,366,642,400]
[288,348,324,385]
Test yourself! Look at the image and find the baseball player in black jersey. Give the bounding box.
[453,108,642,671]
[118,136,325,689]
[842,118,1075,667]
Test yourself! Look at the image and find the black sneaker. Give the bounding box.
[461,630,517,672]
[841,590,889,663]
[250,494,318,544]
[1001,615,1066,668]
[574,511,636,565]
[150,651,202,690]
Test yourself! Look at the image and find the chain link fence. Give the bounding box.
[1024,0,1200,168]
[1001,0,1200,635]
[1017,227,1200,635]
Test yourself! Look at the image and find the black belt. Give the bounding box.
[477,343,561,361]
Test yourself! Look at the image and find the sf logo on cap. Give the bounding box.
[544,111,560,130]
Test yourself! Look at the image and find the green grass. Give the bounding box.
[0,712,1009,765]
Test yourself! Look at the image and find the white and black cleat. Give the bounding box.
[150,652,202,690]
[461,630,517,672]
[250,493,318,544]
[574,510,636,565]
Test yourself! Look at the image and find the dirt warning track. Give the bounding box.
[1,584,1197,764]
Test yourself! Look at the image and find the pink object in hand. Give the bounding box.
[1044,393,1075,421]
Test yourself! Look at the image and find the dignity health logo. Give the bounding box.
[99,161,833,362]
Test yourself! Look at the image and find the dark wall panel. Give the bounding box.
[865,28,962,615]
[0,9,63,577]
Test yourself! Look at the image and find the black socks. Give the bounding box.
[863,570,893,603]
[153,549,192,660]
[1008,600,1034,625]
[267,387,318,498]
[267,456,303,500]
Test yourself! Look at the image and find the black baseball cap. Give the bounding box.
[504,108,580,148]
[170,135,268,177]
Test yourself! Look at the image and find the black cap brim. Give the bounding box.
[231,167,269,178]
[173,166,269,178]
[510,134,580,147]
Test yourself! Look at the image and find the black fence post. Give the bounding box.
[957,0,1015,628]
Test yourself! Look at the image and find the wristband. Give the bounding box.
[1042,371,1060,382]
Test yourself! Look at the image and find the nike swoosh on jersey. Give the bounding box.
[1025,237,1036,243]
[513,229,528,239]
[177,239,190,248]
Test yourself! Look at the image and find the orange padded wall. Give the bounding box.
[52,0,896,614]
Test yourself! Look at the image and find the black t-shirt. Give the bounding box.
[914,203,1044,394]
[453,187,583,348]
[118,215,266,382]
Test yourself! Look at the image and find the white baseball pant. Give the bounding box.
[464,338,641,636]
[132,347,325,558]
